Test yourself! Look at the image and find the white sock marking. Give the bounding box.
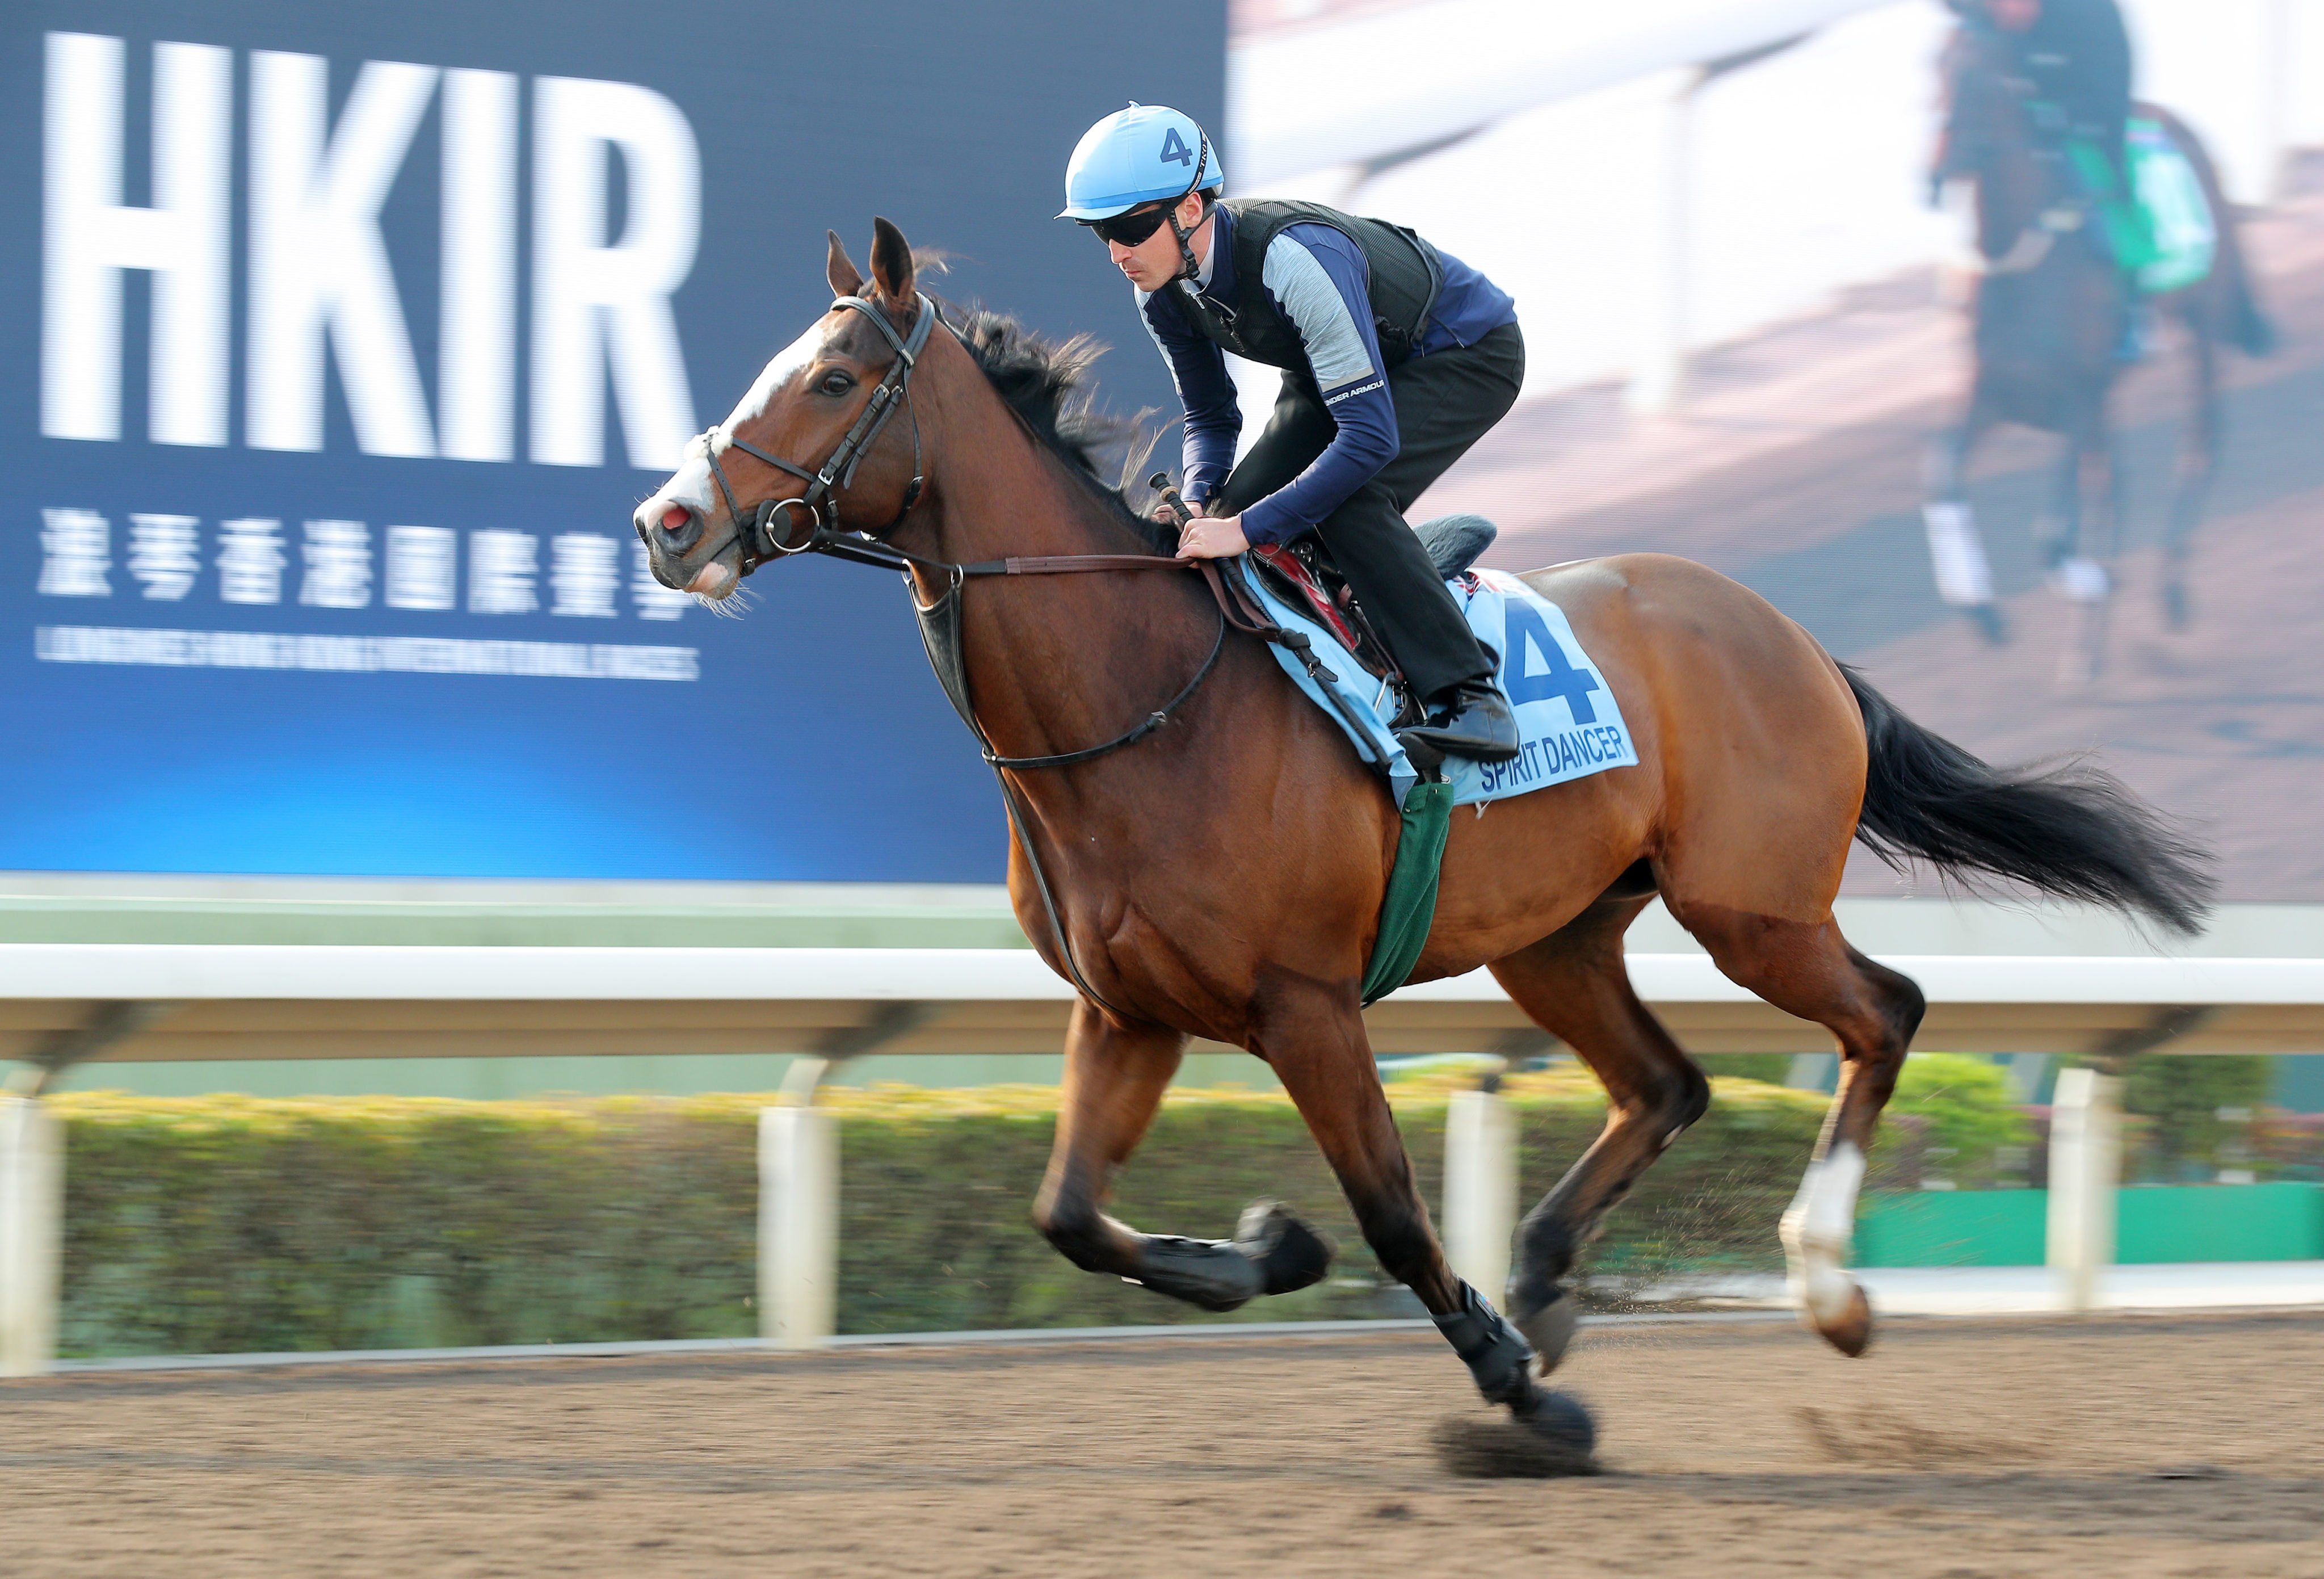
[1780,1140,1865,1328]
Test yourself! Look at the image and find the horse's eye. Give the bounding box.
[817,369,856,396]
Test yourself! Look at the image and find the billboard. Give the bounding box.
[1,1,1225,880]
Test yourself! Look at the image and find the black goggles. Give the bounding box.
[1083,201,1177,247]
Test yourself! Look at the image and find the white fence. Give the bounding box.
[749,1056,2134,1347]
[7,911,2317,1371]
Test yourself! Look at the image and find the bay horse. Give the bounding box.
[636,220,2209,1450]
[1926,18,2275,681]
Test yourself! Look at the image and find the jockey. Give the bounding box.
[1060,104,1524,766]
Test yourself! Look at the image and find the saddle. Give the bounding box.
[1238,515,1500,728]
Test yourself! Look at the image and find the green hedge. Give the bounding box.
[50,1070,1840,1358]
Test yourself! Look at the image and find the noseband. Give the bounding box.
[675,289,1373,1022]
[694,291,941,573]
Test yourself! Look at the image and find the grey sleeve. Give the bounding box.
[1259,234,1380,393]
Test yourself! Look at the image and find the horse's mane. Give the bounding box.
[939,300,1175,553]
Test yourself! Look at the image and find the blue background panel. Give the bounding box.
[1,1,1226,880]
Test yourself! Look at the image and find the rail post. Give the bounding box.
[1627,66,1701,415]
[1443,1086,1517,1303]
[759,1083,839,1350]
[2047,1066,2121,1314]
[0,1092,63,1378]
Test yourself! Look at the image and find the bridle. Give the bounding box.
[680,285,1239,770]
[667,282,1352,1022]
[1937,23,2081,272]
[694,291,941,576]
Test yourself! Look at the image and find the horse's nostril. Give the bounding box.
[651,506,703,554]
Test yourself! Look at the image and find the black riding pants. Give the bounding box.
[1216,321,1524,704]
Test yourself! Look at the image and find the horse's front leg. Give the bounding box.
[1032,998,1333,1311]
[1923,396,2004,643]
[1251,980,1545,1417]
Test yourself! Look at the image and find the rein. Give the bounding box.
[689,288,1227,770]
[682,287,1364,1019]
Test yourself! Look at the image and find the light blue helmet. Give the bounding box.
[1058,104,1223,221]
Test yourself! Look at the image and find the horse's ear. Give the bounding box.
[826,230,864,299]
[868,216,915,307]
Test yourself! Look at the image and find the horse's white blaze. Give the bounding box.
[641,438,719,525]
[1779,1140,1865,1328]
[638,321,829,526]
[724,321,828,435]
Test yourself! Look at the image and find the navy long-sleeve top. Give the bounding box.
[1135,205,1516,545]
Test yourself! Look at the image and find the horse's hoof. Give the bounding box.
[2162,580,2190,631]
[1969,603,2008,645]
[1816,1281,1875,1358]
[1432,1392,1599,1479]
[1511,1292,1579,1375]
[1234,1200,1335,1296]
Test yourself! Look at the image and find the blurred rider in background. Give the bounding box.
[1059,103,1524,766]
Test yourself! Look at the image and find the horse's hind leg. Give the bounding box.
[1033,999,1333,1311]
[1677,908,1926,1356]
[2161,319,2218,629]
[1491,896,1709,1375]
[1253,981,1544,1415]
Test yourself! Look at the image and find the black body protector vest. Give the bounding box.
[1167,199,1445,378]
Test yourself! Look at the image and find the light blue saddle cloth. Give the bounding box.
[1239,560,1640,810]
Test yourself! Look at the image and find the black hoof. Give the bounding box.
[1432,1391,1599,1479]
[1234,1200,1335,1296]
[1126,1235,1263,1312]
[1511,1291,1578,1376]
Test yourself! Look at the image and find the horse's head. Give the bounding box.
[634,218,930,604]
[1931,12,2029,190]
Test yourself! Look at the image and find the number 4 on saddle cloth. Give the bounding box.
[1236,516,1640,814]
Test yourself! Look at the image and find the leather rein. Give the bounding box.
[686,289,1234,774]
[682,289,1380,1018]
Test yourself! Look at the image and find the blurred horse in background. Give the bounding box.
[1927,19,2274,682]
[633,219,2210,1458]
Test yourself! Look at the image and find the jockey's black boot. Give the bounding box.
[1402,680,1520,765]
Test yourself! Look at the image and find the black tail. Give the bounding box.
[1842,665,2214,937]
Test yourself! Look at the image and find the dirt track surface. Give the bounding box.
[3,1312,2322,1576]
